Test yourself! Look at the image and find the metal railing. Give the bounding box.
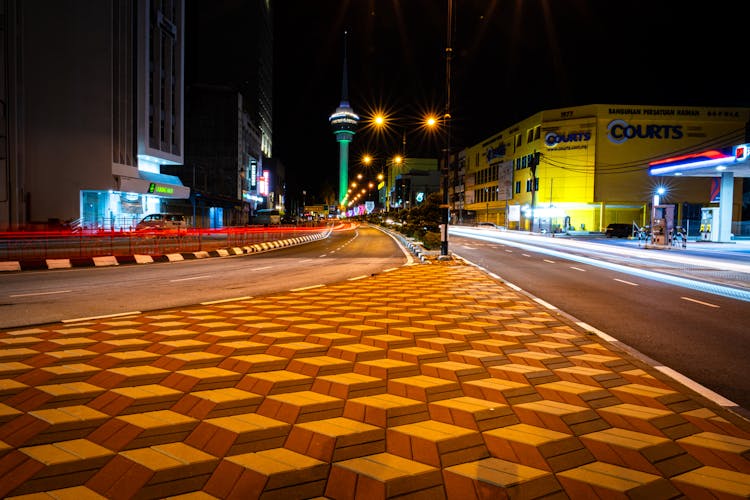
[0,225,330,262]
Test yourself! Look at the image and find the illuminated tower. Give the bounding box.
[329,32,360,208]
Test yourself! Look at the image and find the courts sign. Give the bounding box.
[607,119,683,144]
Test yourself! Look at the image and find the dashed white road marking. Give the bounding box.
[543,259,555,264]
[170,275,211,282]
[681,296,720,308]
[614,278,639,286]
[201,296,252,305]
[570,266,586,272]
[10,290,72,298]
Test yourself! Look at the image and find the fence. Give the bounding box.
[0,225,329,262]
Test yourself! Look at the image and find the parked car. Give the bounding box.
[136,213,187,231]
[605,223,632,238]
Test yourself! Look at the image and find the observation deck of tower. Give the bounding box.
[329,32,359,208]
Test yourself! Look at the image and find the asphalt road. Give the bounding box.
[449,230,750,415]
[0,225,407,329]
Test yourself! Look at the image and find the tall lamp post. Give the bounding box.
[440,0,454,258]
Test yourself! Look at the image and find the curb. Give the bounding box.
[0,232,329,272]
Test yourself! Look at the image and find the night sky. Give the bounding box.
[271,1,749,202]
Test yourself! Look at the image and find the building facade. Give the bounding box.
[459,104,750,235]
[1,0,189,230]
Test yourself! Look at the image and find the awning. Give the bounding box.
[118,171,190,199]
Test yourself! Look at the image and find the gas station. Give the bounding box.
[649,144,750,243]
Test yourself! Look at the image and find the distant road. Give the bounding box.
[0,225,407,329]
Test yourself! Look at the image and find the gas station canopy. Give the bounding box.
[648,143,749,242]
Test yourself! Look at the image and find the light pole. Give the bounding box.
[440,0,454,258]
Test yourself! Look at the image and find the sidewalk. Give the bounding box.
[1,258,749,498]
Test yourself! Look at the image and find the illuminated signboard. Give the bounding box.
[250,160,257,188]
[148,183,174,195]
[259,170,270,196]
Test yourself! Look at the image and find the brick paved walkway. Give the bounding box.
[1,260,749,498]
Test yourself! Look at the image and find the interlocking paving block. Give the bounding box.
[672,465,750,498]
[86,365,170,389]
[204,340,267,357]
[488,330,539,344]
[535,380,620,408]
[388,375,462,403]
[416,336,469,353]
[161,367,243,392]
[217,354,288,374]
[487,363,557,386]
[677,431,750,473]
[420,360,488,383]
[91,328,149,342]
[311,372,386,400]
[428,396,518,431]
[26,349,98,368]
[439,328,489,343]
[411,319,454,332]
[285,416,385,462]
[388,326,439,340]
[569,353,634,372]
[142,328,198,343]
[1,336,45,348]
[193,329,251,343]
[251,331,306,345]
[305,332,358,347]
[287,323,338,337]
[609,383,702,413]
[203,447,328,499]
[86,442,218,499]
[152,352,225,371]
[462,377,541,406]
[556,461,681,499]
[483,423,594,473]
[4,485,107,499]
[89,350,160,369]
[0,439,114,497]
[237,370,314,396]
[325,452,443,500]
[87,409,198,451]
[507,351,572,370]
[579,342,618,356]
[0,379,29,398]
[5,382,105,411]
[240,321,290,336]
[0,405,109,447]
[87,338,151,354]
[33,338,97,353]
[353,359,420,381]
[580,427,701,477]
[447,349,507,369]
[265,341,329,359]
[319,316,362,329]
[0,362,33,378]
[343,393,429,428]
[681,408,750,440]
[553,365,628,389]
[89,384,184,416]
[257,390,345,424]
[470,338,524,354]
[0,403,22,424]
[185,412,291,456]
[513,399,610,436]
[286,356,354,377]
[598,403,700,440]
[147,339,209,355]
[327,343,386,362]
[171,388,263,419]
[443,457,563,499]
[616,368,671,389]
[525,340,584,358]
[340,324,390,338]
[388,347,447,365]
[387,419,488,468]
[540,331,591,346]
[361,334,414,350]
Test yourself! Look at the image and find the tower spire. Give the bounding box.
[329,31,360,210]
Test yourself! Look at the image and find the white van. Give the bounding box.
[136,213,187,230]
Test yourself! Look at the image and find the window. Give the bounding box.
[515,181,521,194]
[527,129,534,143]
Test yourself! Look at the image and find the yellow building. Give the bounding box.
[461,104,750,234]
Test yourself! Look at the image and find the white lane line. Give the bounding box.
[251,266,273,271]
[681,296,720,308]
[10,290,72,298]
[291,284,324,291]
[522,253,531,257]
[570,266,586,272]
[461,245,476,249]
[201,296,252,305]
[543,259,556,264]
[347,275,368,281]
[62,311,141,323]
[298,259,313,263]
[170,275,211,282]
[614,278,639,286]
[318,254,327,258]
[505,249,513,253]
